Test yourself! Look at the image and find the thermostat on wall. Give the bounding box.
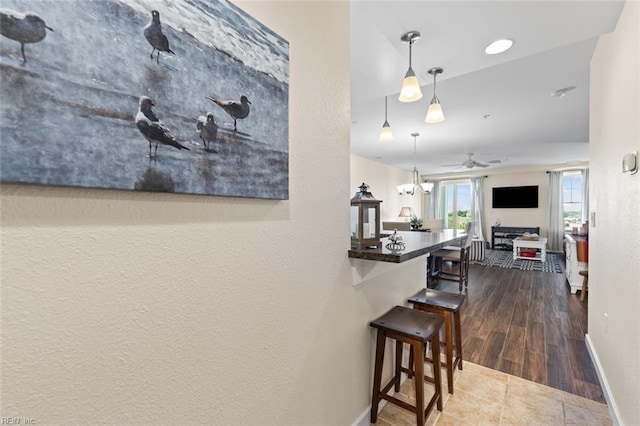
[622,152,638,174]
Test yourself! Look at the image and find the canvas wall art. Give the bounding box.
[0,0,289,199]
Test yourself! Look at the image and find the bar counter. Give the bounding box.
[348,229,468,263]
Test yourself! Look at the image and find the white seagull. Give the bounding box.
[206,95,251,132]
[143,10,174,64]
[135,96,189,157]
[0,8,53,63]
[196,113,218,151]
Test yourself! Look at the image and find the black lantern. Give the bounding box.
[350,182,382,249]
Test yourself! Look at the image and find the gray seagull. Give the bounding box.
[135,96,189,157]
[206,95,251,132]
[143,10,174,64]
[0,8,53,63]
[196,113,218,151]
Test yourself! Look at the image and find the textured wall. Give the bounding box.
[589,1,640,423]
[0,2,381,424]
[350,154,418,221]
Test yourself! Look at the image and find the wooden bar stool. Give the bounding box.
[579,270,589,301]
[408,288,465,394]
[370,306,445,426]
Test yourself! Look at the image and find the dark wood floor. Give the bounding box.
[432,259,605,403]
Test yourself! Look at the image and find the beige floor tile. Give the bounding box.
[440,389,502,425]
[377,401,417,426]
[502,392,564,426]
[374,362,613,426]
[454,364,509,404]
[564,403,613,426]
[436,412,475,425]
[460,361,510,383]
[374,416,396,426]
[561,391,610,418]
[507,376,566,402]
[375,400,440,426]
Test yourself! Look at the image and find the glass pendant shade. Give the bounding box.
[399,31,422,103]
[399,68,423,102]
[379,96,393,141]
[425,98,444,123]
[420,182,434,192]
[425,67,445,123]
[380,122,393,142]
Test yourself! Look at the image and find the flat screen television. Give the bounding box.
[492,185,539,208]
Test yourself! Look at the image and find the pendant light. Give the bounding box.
[399,31,423,103]
[425,67,445,124]
[398,133,434,195]
[379,96,393,142]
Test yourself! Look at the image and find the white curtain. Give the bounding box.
[547,171,564,251]
[581,169,589,223]
[470,176,485,241]
[428,180,441,219]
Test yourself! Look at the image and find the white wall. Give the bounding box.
[350,154,419,220]
[483,171,549,241]
[0,3,398,424]
[588,1,640,423]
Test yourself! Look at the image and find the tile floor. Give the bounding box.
[374,361,612,425]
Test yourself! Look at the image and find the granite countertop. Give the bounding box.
[348,229,468,263]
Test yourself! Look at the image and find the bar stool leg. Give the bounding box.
[444,310,454,393]
[395,341,403,392]
[370,331,386,423]
[432,333,443,411]
[454,311,463,371]
[408,345,414,379]
[413,340,425,426]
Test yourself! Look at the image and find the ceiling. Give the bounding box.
[350,0,625,177]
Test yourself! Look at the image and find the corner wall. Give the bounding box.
[1,3,376,424]
[588,1,640,423]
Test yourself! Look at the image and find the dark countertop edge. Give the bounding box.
[348,235,467,263]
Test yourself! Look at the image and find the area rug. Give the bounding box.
[470,249,564,273]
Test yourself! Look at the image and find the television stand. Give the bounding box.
[491,226,540,251]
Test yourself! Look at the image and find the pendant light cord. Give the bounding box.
[385,96,388,120]
[408,40,413,68]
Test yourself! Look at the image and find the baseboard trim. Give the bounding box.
[585,334,622,425]
[351,404,370,426]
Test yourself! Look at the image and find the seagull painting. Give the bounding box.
[143,10,174,64]
[206,95,251,132]
[135,96,189,157]
[196,113,218,151]
[0,8,53,63]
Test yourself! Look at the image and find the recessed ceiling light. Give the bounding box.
[485,39,513,55]
[551,86,577,97]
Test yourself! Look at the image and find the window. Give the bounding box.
[439,180,472,230]
[562,171,583,232]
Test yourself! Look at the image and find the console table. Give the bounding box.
[491,226,540,250]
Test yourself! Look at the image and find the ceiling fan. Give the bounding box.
[442,153,502,169]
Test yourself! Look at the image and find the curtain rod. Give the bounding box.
[546,167,587,173]
[425,175,487,181]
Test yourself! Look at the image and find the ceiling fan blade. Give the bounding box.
[487,159,501,164]
[475,163,490,168]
